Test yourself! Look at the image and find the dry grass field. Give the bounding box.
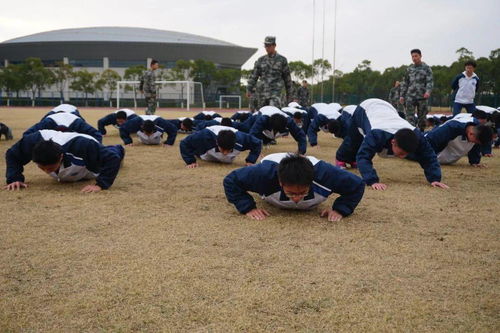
[0,106,498,332]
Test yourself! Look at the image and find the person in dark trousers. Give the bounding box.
[451,60,479,116]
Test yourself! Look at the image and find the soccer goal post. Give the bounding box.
[116,81,205,110]
[218,95,242,109]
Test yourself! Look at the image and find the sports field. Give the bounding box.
[0,107,498,332]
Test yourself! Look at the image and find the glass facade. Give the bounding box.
[160,61,177,69]
[109,60,145,68]
[41,60,60,67]
[69,59,103,67]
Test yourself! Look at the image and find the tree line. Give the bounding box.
[0,58,242,106]
[278,47,499,106]
[0,47,498,107]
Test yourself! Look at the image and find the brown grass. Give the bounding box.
[0,107,498,332]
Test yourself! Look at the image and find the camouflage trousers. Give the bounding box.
[391,101,406,119]
[258,95,282,109]
[248,95,259,112]
[405,98,429,130]
[145,94,157,115]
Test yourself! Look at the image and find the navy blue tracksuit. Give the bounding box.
[223,153,365,216]
[119,115,178,145]
[180,126,262,165]
[249,111,307,154]
[6,130,124,189]
[24,113,102,143]
[97,110,137,135]
[424,114,484,165]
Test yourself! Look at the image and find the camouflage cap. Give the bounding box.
[264,36,276,45]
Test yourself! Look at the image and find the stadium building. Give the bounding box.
[0,27,257,106]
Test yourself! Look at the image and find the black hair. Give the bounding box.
[142,120,156,134]
[472,109,488,120]
[239,113,250,122]
[216,130,236,150]
[32,140,63,165]
[327,119,342,137]
[293,112,303,120]
[491,112,500,128]
[220,117,233,127]
[475,125,493,146]
[410,49,421,55]
[440,116,449,123]
[116,111,127,120]
[302,80,308,84]
[426,118,436,126]
[278,154,314,186]
[269,114,287,132]
[150,59,159,66]
[464,60,477,68]
[394,128,419,154]
[181,118,193,131]
[204,114,213,120]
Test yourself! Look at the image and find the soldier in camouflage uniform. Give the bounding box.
[388,80,405,118]
[297,80,310,107]
[248,81,263,112]
[246,36,294,109]
[399,49,433,131]
[140,59,159,115]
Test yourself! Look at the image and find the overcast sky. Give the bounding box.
[1,0,499,72]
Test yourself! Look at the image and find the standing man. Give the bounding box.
[451,60,479,116]
[388,80,405,118]
[297,80,310,107]
[140,59,159,115]
[246,36,294,109]
[400,49,433,131]
[248,81,263,112]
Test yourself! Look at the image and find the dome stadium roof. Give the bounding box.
[0,27,256,69]
[2,27,238,47]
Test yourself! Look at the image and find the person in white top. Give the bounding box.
[451,60,479,116]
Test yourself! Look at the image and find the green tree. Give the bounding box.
[167,60,194,81]
[214,68,241,94]
[21,57,55,106]
[313,59,332,101]
[289,60,313,82]
[328,60,381,103]
[240,69,252,80]
[191,59,217,96]
[2,64,27,104]
[165,60,195,104]
[124,65,146,108]
[488,48,500,96]
[99,69,121,106]
[239,69,253,92]
[313,59,331,79]
[456,47,474,61]
[430,65,454,107]
[52,61,73,103]
[70,70,100,106]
